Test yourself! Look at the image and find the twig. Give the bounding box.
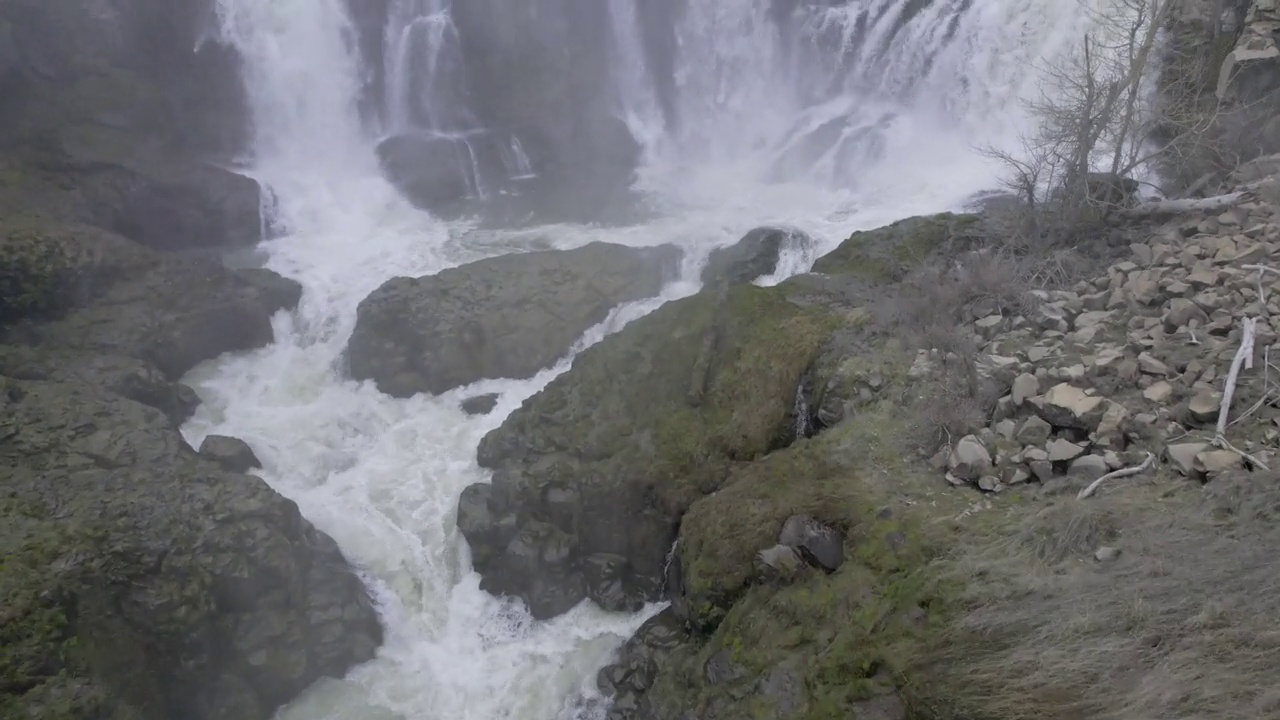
[1078,452,1155,499]
[1214,436,1271,471]
[1242,264,1280,280]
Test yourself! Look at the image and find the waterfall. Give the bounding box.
[191,1,1143,718]
[384,0,473,134]
[605,0,667,159]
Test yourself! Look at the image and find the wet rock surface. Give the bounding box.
[457,283,836,618]
[0,377,382,720]
[0,6,381,712]
[347,242,683,397]
[700,226,808,288]
[199,434,263,473]
[536,161,1280,720]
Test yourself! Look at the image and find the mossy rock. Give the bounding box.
[810,213,983,282]
[463,283,841,617]
[0,375,383,720]
[638,403,961,720]
[0,215,154,325]
[602,334,988,720]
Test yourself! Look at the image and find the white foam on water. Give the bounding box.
[189,1,1146,718]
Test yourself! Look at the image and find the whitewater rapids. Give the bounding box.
[183,0,1135,718]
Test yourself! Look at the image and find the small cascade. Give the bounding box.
[257,182,285,239]
[605,0,666,156]
[458,133,487,199]
[661,538,681,597]
[385,0,473,133]
[499,135,537,182]
[793,383,814,441]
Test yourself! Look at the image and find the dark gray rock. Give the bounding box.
[460,284,833,618]
[79,161,264,251]
[23,254,301,380]
[704,649,749,685]
[347,242,682,397]
[199,434,262,473]
[0,346,201,426]
[701,227,807,288]
[461,393,500,415]
[584,552,646,613]
[598,609,688,719]
[0,376,381,720]
[778,514,844,573]
[375,133,476,212]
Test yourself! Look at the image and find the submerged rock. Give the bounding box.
[461,393,500,415]
[459,283,834,618]
[0,376,382,720]
[347,242,682,397]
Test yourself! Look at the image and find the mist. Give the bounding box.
[6,0,1278,719]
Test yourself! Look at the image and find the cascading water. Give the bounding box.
[385,0,473,134]
[187,1,1142,718]
[380,0,541,201]
[605,0,667,161]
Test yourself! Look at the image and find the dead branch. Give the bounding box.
[1122,191,1251,217]
[1216,316,1257,439]
[1077,451,1155,499]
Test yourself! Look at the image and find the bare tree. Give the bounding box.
[977,0,1244,247]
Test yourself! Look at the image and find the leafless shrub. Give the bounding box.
[977,0,1259,248]
[875,251,1036,454]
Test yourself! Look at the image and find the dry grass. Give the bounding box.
[907,467,1280,720]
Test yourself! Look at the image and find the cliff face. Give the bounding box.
[1,4,386,718]
[0,0,260,254]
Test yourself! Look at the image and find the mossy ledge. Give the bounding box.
[520,205,1280,720]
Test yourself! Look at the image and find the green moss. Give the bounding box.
[485,282,840,519]
[810,213,981,282]
[644,333,999,719]
[0,218,69,323]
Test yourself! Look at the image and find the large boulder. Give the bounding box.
[2,224,301,379]
[76,161,265,252]
[810,213,983,282]
[701,227,809,288]
[347,242,682,397]
[0,0,255,251]
[0,345,201,426]
[0,375,382,720]
[375,132,477,212]
[457,283,836,618]
[0,216,156,325]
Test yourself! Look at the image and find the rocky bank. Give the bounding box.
[446,154,1280,720]
[1,2,384,718]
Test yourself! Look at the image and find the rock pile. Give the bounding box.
[926,187,1280,492]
